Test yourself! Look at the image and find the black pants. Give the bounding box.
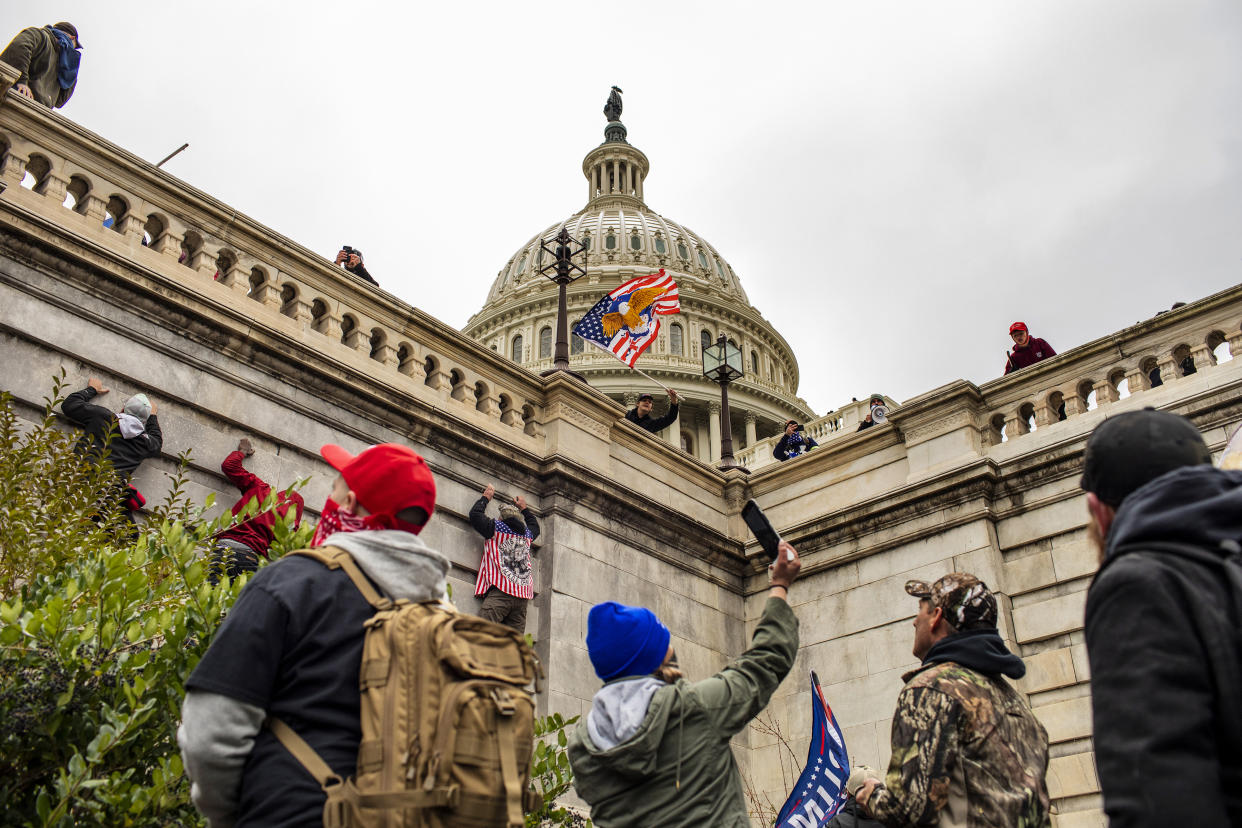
[208,540,259,584]
[478,587,529,633]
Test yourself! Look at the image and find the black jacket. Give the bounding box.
[1085,465,1242,827]
[625,403,678,434]
[62,386,163,477]
[827,796,883,828]
[774,432,818,461]
[468,496,540,542]
[344,261,377,285]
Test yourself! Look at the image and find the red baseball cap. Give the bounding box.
[320,443,436,530]
[1009,321,1028,334]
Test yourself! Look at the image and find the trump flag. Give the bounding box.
[572,270,679,367]
[774,672,850,828]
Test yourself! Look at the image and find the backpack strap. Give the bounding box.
[267,716,342,788]
[494,688,525,828]
[287,546,393,610]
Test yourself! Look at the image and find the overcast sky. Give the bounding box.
[11,1,1241,415]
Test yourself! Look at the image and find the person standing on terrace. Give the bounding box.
[1,22,82,109]
[1003,322,1056,374]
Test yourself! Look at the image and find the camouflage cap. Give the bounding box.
[904,572,998,630]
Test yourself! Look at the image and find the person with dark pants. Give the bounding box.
[62,377,162,522]
[1,22,82,109]
[470,483,539,632]
[1079,409,1240,825]
[625,389,679,433]
[210,438,305,583]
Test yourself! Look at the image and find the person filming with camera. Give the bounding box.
[333,245,377,286]
[774,419,817,461]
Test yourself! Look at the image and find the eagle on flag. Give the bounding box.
[573,270,680,368]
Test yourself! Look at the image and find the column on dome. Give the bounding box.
[696,412,710,462]
[744,413,757,447]
[665,405,680,447]
[708,402,721,463]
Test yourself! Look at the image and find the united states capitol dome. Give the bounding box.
[464,91,815,462]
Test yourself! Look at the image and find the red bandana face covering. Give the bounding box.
[310,497,425,547]
[310,497,370,548]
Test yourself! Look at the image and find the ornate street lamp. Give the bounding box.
[702,333,748,473]
[538,224,588,381]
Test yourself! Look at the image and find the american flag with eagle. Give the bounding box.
[572,270,680,367]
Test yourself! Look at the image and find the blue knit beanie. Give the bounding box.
[586,601,671,681]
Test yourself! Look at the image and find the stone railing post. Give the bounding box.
[476,394,501,418]
[0,150,28,187]
[1189,343,1215,370]
[1228,333,1242,361]
[38,173,68,205]
[218,263,250,296]
[371,342,399,368]
[1093,379,1120,406]
[425,366,453,393]
[314,314,343,341]
[342,328,370,355]
[1004,412,1029,438]
[189,248,218,281]
[1157,354,1179,384]
[451,381,473,404]
[1033,401,1058,428]
[1062,388,1089,417]
[76,193,108,226]
[116,213,146,244]
[153,229,184,263]
[1125,367,1151,395]
[501,408,523,427]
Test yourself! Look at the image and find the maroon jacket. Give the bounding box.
[216,451,304,556]
[1004,337,1056,374]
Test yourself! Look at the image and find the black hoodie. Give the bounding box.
[1085,465,1242,827]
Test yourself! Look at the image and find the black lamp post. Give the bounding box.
[702,333,748,473]
[538,225,588,381]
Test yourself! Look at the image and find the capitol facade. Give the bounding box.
[463,97,816,462]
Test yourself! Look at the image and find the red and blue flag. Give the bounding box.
[775,671,851,828]
[572,270,679,368]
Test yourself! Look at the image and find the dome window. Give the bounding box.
[716,260,724,278]
[605,233,617,250]
[700,329,711,354]
[677,242,689,260]
[670,323,683,356]
[511,334,524,363]
[571,334,585,354]
[655,237,667,254]
[539,326,552,359]
[630,235,641,251]
[751,350,759,374]
[516,255,527,275]
[698,251,709,269]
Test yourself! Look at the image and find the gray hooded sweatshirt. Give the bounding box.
[177,530,448,828]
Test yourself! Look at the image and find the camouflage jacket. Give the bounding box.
[867,661,1051,828]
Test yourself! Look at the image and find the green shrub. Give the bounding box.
[0,383,309,826]
[528,712,591,827]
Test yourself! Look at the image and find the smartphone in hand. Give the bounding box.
[742,499,782,561]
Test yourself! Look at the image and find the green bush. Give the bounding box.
[528,712,591,828]
[0,383,309,826]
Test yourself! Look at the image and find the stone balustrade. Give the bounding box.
[975,295,1240,446]
[737,396,889,470]
[0,88,545,439]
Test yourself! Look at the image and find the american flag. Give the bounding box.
[572,270,680,368]
[474,520,533,599]
[775,672,851,828]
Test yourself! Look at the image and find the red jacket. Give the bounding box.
[216,451,304,556]
[1004,337,1056,374]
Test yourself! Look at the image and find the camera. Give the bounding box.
[341,245,355,255]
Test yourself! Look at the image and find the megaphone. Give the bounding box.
[870,404,889,425]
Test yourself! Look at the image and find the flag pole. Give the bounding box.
[585,340,671,393]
